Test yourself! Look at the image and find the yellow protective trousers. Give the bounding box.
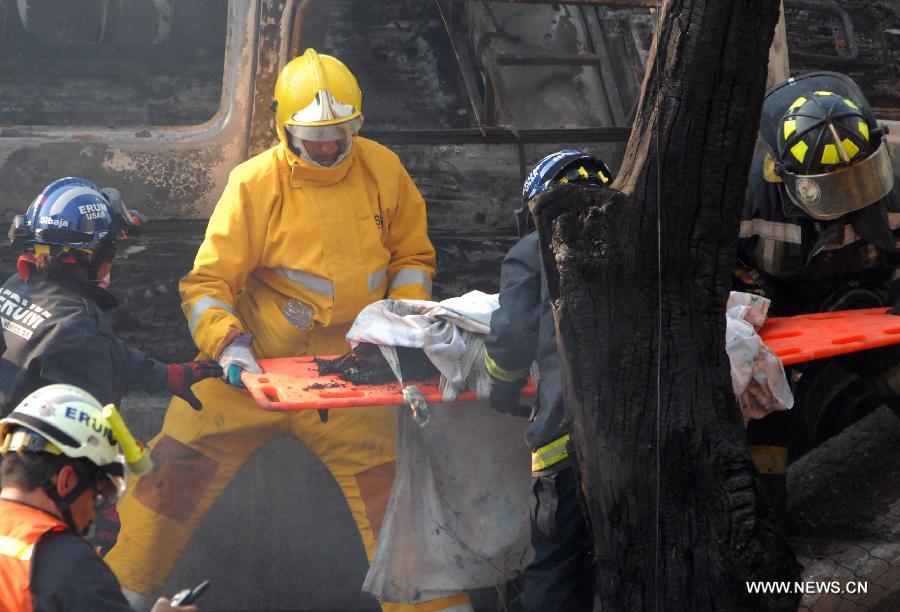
[106,381,469,611]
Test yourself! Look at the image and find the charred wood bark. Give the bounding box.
[531,0,801,610]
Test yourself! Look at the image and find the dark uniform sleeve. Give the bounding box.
[485,233,542,381]
[885,182,900,306]
[30,532,133,612]
[39,320,167,406]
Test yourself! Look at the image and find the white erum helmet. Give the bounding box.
[0,384,126,497]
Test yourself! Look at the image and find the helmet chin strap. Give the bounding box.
[40,478,90,534]
[79,241,115,287]
[18,449,95,535]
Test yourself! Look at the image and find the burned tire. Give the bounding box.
[790,360,886,459]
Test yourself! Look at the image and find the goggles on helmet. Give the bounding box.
[781,140,895,220]
[93,464,126,506]
[100,187,145,236]
[284,116,363,143]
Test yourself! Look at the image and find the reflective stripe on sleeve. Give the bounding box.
[484,351,529,383]
[189,296,235,335]
[0,535,34,561]
[388,268,432,295]
[368,268,387,293]
[738,219,802,244]
[750,445,788,475]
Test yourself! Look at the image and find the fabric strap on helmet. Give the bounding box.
[40,471,95,534]
[6,413,80,448]
[0,430,62,455]
[9,449,95,534]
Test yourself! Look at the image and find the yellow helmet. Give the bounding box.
[272,49,363,148]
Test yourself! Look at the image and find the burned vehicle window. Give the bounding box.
[307,1,655,132]
[0,0,227,127]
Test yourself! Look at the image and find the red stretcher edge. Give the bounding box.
[242,355,537,412]
[242,308,900,411]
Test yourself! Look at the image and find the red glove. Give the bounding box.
[166,361,222,410]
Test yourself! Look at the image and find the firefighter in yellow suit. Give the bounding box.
[106,49,471,611]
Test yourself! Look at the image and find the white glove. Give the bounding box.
[218,333,262,387]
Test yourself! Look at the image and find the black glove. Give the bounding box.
[888,277,900,315]
[489,377,531,417]
[166,360,223,410]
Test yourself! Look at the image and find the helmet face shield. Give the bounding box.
[285,118,362,167]
[782,140,895,220]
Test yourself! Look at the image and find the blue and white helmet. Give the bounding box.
[521,149,612,202]
[23,177,143,251]
[516,149,613,238]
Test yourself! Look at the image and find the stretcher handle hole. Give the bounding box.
[292,357,316,363]
[831,335,866,345]
[762,330,803,340]
[319,390,366,398]
[261,386,280,403]
[883,327,900,335]
[806,313,846,320]
[257,377,270,383]
[776,347,802,356]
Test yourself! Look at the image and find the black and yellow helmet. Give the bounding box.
[760,72,894,220]
[777,91,871,175]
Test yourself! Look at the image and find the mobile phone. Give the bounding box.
[170,579,210,606]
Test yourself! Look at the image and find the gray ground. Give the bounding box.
[790,406,900,611]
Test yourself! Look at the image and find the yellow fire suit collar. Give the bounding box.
[282,139,358,187]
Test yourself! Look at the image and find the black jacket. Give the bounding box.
[0,270,167,415]
[485,231,566,458]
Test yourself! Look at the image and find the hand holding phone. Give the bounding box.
[169,579,210,607]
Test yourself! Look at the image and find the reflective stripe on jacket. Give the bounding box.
[0,500,67,611]
[181,138,436,359]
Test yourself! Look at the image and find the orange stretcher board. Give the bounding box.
[243,309,900,411]
[242,355,537,412]
[758,307,900,366]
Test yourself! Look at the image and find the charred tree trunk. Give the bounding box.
[531,1,801,610]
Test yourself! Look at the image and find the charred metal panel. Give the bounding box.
[0,142,223,222]
[248,0,294,156]
[307,1,472,131]
[392,139,627,234]
[464,3,654,129]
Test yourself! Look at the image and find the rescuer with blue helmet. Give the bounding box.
[485,149,612,612]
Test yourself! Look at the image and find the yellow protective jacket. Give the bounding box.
[181,137,436,359]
